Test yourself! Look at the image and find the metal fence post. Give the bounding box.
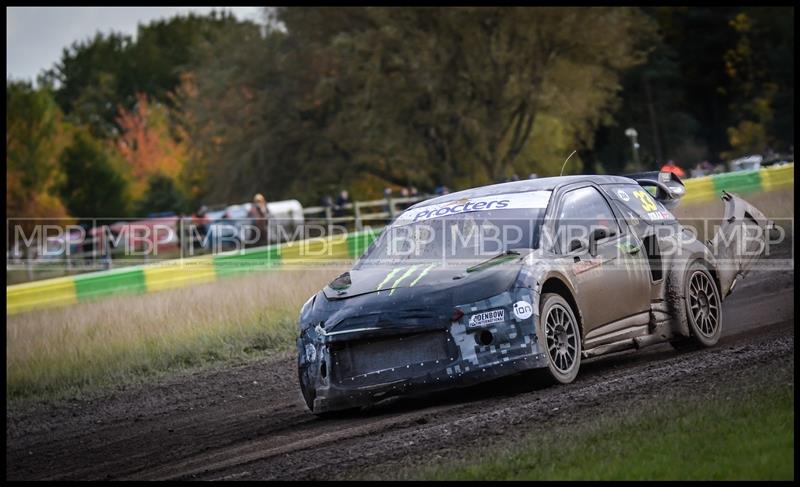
[354,202,363,232]
[325,206,333,235]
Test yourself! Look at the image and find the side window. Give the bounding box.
[555,187,620,253]
[606,184,676,227]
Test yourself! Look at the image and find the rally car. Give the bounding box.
[297,172,774,414]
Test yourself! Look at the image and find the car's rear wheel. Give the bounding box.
[671,261,722,350]
[536,293,581,384]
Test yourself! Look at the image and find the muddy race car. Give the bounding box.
[297,173,774,415]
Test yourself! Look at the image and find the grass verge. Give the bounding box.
[416,368,794,480]
[6,268,343,404]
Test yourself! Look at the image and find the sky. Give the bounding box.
[6,6,264,83]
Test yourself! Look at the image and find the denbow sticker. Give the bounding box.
[467,309,505,329]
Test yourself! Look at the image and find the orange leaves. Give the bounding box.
[115,93,188,199]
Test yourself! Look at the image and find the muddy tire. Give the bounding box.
[298,366,317,412]
[674,261,723,349]
[535,293,581,385]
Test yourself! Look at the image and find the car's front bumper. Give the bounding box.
[298,287,548,413]
[310,347,547,413]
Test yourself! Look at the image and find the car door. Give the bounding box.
[553,185,651,334]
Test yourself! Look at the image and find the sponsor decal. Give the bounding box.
[644,210,674,221]
[616,189,630,201]
[393,191,551,226]
[468,309,505,328]
[387,264,420,296]
[375,263,440,294]
[513,300,533,320]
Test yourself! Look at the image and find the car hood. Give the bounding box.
[323,251,530,301]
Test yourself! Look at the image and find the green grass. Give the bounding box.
[421,381,794,480]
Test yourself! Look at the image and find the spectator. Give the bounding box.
[660,159,686,178]
[247,193,270,246]
[334,190,350,218]
[690,162,706,178]
[190,206,210,251]
[434,185,450,196]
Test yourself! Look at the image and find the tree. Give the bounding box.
[135,174,187,215]
[722,8,794,158]
[592,6,793,170]
[179,7,653,206]
[58,129,129,220]
[6,81,70,222]
[173,21,300,205]
[7,81,65,196]
[283,7,653,188]
[42,10,248,139]
[41,32,133,138]
[115,93,188,200]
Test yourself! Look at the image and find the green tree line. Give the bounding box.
[6,7,793,221]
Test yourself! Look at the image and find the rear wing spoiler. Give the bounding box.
[623,171,686,209]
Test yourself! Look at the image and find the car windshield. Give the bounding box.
[356,191,550,267]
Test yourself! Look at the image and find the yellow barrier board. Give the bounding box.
[142,256,218,293]
[280,233,350,263]
[759,164,794,191]
[682,176,716,203]
[7,276,78,315]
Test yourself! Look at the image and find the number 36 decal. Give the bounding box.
[632,190,658,212]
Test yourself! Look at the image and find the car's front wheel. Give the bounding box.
[536,293,581,384]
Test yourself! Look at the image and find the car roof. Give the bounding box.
[407,175,636,210]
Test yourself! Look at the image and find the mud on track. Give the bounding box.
[6,266,794,480]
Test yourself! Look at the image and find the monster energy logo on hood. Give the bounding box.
[374,263,438,295]
[393,191,551,226]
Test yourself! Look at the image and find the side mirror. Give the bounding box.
[569,238,585,253]
[588,228,608,256]
[591,228,608,241]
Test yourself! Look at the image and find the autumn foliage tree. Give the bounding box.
[115,93,189,206]
[6,81,71,226]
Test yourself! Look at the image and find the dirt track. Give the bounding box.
[6,263,794,480]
